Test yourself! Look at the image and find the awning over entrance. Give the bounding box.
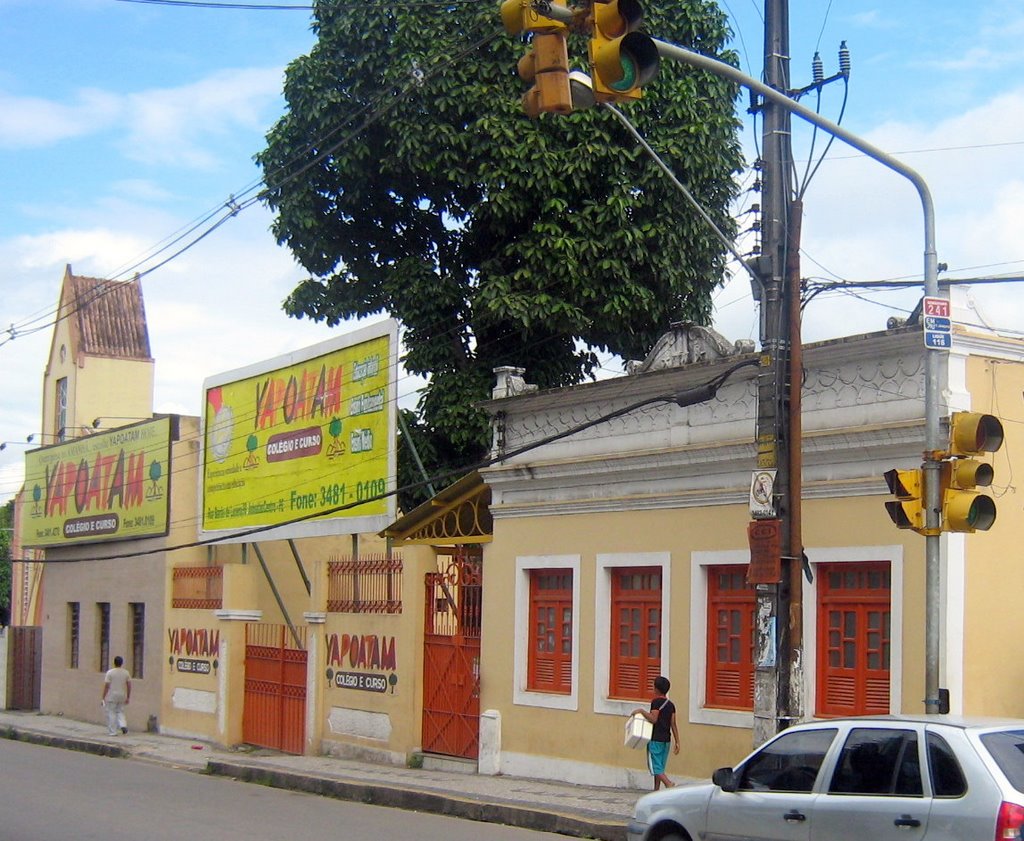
[381,472,492,545]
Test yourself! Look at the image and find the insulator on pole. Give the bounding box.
[839,40,851,77]
[812,52,823,84]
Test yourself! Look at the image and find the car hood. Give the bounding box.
[633,779,717,825]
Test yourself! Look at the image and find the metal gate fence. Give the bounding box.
[422,550,482,759]
[242,623,307,755]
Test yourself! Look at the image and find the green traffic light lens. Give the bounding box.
[967,496,997,530]
[610,57,638,91]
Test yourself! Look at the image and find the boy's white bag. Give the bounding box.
[624,713,653,748]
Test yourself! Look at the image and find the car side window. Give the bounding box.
[738,728,837,793]
[927,733,967,797]
[828,728,922,796]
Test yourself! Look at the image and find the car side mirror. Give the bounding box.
[712,766,738,792]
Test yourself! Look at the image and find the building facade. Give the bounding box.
[471,295,1024,786]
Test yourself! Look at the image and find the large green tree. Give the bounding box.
[258,0,743,508]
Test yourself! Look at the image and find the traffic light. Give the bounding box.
[947,411,1004,457]
[517,32,573,118]
[588,0,659,102]
[500,0,571,118]
[884,468,926,534]
[500,0,567,36]
[940,412,1004,532]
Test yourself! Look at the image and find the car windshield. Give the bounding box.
[980,730,1024,793]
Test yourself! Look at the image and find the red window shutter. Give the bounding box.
[609,567,662,701]
[528,569,573,694]
[816,562,891,717]
[706,566,755,710]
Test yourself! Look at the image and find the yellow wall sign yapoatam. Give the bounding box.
[200,321,397,541]
[20,417,173,548]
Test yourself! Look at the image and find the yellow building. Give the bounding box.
[6,267,157,712]
[17,269,1024,793]
[467,293,1023,787]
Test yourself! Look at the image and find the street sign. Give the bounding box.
[923,296,951,350]
[749,469,777,517]
[747,519,782,584]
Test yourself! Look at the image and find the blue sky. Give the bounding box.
[2,0,1023,503]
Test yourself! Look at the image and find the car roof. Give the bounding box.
[798,715,1024,732]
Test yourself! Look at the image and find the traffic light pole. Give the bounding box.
[650,39,943,719]
[518,0,944,719]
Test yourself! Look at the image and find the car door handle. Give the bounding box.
[894,815,922,828]
[783,810,807,823]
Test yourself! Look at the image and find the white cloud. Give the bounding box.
[714,82,1024,346]
[119,68,285,169]
[0,66,284,169]
[0,87,121,148]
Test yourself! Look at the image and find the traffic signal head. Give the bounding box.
[940,411,1003,532]
[500,0,567,35]
[884,468,926,533]
[518,32,572,118]
[588,0,659,102]
[948,411,1004,457]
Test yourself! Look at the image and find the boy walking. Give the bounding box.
[633,675,679,789]
[102,655,132,735]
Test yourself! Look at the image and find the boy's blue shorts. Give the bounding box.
[647,740,670,775]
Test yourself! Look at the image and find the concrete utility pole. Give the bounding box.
[750,0,800,746]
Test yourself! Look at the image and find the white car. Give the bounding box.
[627,715,1024,841]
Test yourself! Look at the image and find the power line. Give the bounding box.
[12,358,759,563]
[116,0,313,8]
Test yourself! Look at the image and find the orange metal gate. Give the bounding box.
[243,623,307,755]
[8,626,42,710]
[422,550,482,759]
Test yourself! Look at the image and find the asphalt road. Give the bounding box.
[0,739,563,841]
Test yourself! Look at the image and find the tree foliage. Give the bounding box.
[257,0,744,508]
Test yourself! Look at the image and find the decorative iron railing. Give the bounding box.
[328,554,403,614]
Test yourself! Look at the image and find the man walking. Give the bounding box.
[102,655,132,735]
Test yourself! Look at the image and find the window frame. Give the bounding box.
[816,561,892,717]
[594,552,670,716]
[55,377,67,442]
[68,602,80,669]
[827,727,923,797]
[527,568,574,695]
[608,566,663,701]
[130,602,145,679]
[514,555,580,710]
[691,546,903,729]
[705,564,756,711]
[738,727,838,793]
[97,602,110,672]
[690,550,755,728]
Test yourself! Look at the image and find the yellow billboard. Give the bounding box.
[200,321,397,540]
[19,417,173,548]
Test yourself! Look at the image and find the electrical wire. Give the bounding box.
[0,24,503,352]
[16,358,760,563]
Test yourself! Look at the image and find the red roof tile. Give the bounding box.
[62,267,151,360]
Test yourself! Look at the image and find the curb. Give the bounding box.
[205,761,628,841]
[0,725,629,841]
[1,726,128,759]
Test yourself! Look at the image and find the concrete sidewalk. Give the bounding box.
[0,709,649,841]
